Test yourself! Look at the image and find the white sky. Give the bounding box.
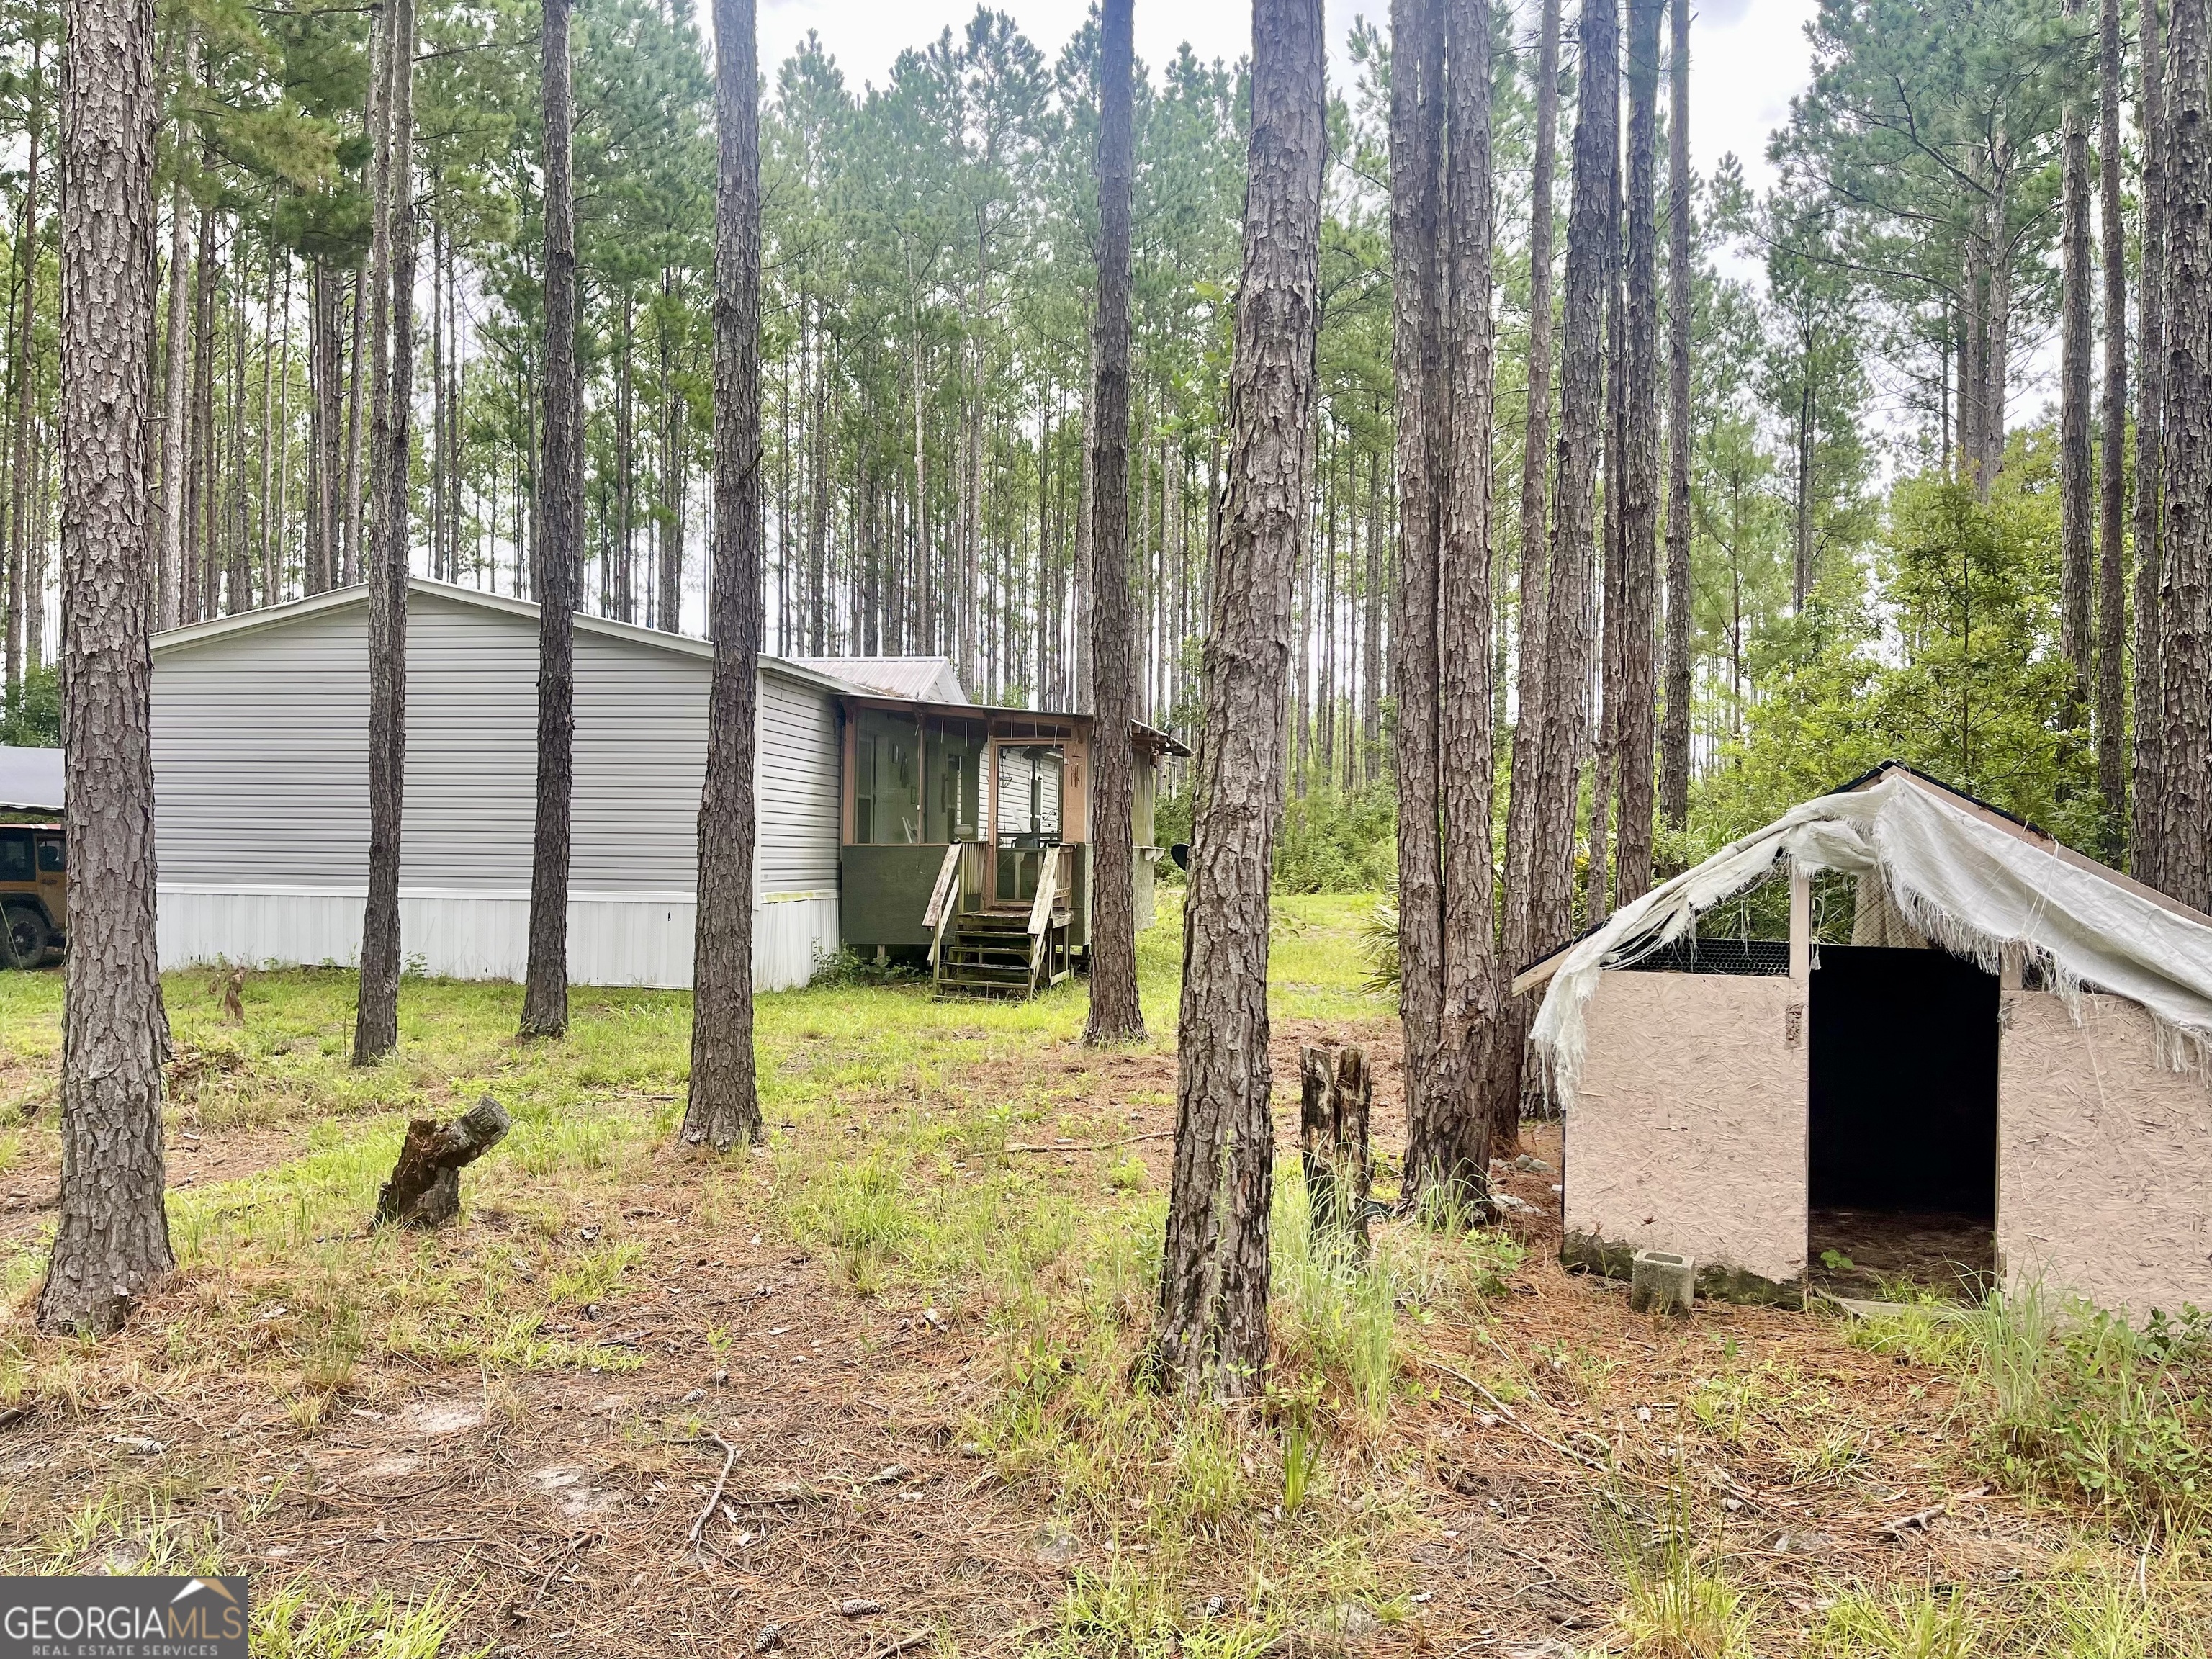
[755,0,1822,194]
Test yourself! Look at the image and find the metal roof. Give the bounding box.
[790,655,968,704]
[0,744,63,812]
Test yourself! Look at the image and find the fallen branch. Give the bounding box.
[871,1632,933,1658]
[1002,1129,1173,1154]
[688,1433,739,1556]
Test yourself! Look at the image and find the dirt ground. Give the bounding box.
[0,998,2103,1658]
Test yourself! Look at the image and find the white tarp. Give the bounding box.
[1530,770,2212,1109]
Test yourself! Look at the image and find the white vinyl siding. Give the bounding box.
[149,584,842,988]
[758,672,840,891]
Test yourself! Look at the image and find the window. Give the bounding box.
[0,835,28,882]
[854,709,922,845]
[35,840,63,874]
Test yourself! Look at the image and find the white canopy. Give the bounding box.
[1528,766,2212,1110]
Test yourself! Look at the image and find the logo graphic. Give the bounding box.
[0,1575,250,1658]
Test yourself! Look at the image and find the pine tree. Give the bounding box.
[1614,0,1662,905]
[2161,0,2212,909]
[1388,0,1445,1175]
[683,0,765,1151]
[2059,0,2094,724]
[1413,0,1498,1203]
[2134,0,2169,884]
[521,0,583,1041]
[1659,0,1692,833]
[354,0,417,1065]
[37,0,174,1334]
[1083,0,1143,1046]
[1153,0,1323,1399]
[2095,0,2127,850]
[1521,0,1616,1038]
[1495,0,1562,1139]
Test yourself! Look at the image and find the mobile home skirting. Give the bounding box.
[158,883,837,992]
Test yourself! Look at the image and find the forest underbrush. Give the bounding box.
[0,896,2204,1656]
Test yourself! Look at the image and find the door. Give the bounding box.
[989,742,1063,905]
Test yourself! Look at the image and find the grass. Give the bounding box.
[5,896,2212,1653]
[1851,1284,2212,1532]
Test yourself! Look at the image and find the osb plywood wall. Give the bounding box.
[2000,991,2212,1316]
[1567,970,1809,1287]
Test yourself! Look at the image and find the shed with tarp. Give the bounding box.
[1517,763,2212,1317]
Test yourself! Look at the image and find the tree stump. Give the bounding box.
[374,1095,512,1228]
[1299,1044,1372,1246]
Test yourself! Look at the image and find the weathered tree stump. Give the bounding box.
[1299,1044,1372,1246]
[374,1095,512,1228]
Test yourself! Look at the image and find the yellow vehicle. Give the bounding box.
[0,822,64,966]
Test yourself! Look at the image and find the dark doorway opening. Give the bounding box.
[1808,945,1999,1300]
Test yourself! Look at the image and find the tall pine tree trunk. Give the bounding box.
[1153,0,1322,1398]
[1494,0,1562,1140]
[1658,0,1692,833]
[684,0,765,1151]
[2134,0,2169,884]
[658,268,684,632]
[2095,0,2128,853]
[6,37,44,688]
[1525,0,1617,1048]
[1415,0,1499,1204]
[158,26,197,629]
[2059,0,2095,723]
[1084,0,1144,1047]
[1614,0,1661,906]
[1388,0,1446,1175]
[522,0,583,1040]
[354,0,416,1064]
[2161,0,2212,909]
[37,0,174,1336]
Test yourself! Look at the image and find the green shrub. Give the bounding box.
[1865,1285,2212,1530]
[1272,785,1396,894]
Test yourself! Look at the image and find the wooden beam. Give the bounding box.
[1789,860,1812,982]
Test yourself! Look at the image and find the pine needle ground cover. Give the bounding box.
[0,896,2205,1656]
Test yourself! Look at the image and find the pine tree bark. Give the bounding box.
[1493,0,1561,1139]
[185,202,215,623]
[1388,0,1446,1177]
[2059,0,2095,724]
[2134,0,2169,886]
[1526,0,1617,1033]
[354,0,415,1064]
[7,37,45,687]
[1658,0,1692,834]
[1084,0,1144,1046]
[158,27,197,629]
[2095,0,2128,853]
[521,0,583,1041]
[37,0,174,1335]
[1614,0,1661,906]
[1074,366,1095,712]
[657,267,684,633]
[683,0,764,1152]
[1413,0,1498,1205]
[2162,0,2212,911]
[1152,0,1322,1399]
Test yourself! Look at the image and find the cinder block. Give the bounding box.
[1630,1249,1695,1315]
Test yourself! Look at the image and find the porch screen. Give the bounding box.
[995,747,1063,839]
